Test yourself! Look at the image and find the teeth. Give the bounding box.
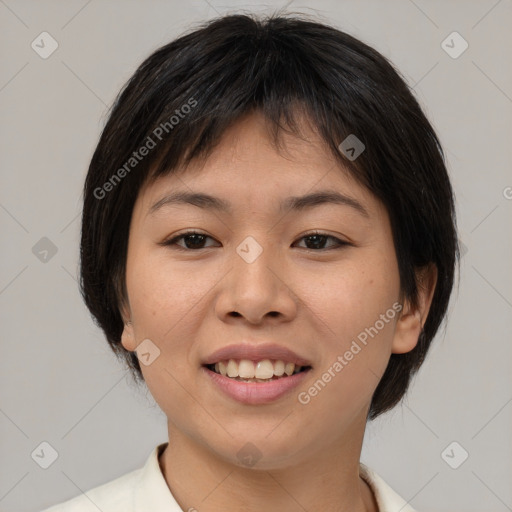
[284,362,295,376]
[273,360,285,376]
[226,359,238,378]
[211,359,305,379]
[255,360,274,379]
[239,360,255,379]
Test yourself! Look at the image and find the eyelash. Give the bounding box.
[160,230,350,252]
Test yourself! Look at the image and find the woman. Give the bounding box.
[43,11,458,512]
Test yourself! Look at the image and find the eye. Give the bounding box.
[160,231,219,250]
[160,230,349,251]
[293,231,349,251]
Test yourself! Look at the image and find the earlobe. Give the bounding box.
[121,320,137,352]
[119,302,136,352]
[391,263,438,354]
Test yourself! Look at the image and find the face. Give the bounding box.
[120,111,427,469]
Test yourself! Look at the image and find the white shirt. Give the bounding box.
[41,443,417,512]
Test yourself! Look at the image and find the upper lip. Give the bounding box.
[202,343,312,367]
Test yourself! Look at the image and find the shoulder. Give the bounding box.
[359,463,418,512]
[40,443,179,512]
[40,466,142,512]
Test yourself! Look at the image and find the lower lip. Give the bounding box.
[201,366,311,405]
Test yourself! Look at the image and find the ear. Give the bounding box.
[119,303,137,352]
[392,263,438,354]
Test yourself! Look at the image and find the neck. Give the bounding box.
[159,421,378,512]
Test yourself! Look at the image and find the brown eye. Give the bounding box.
[160,231,349,252]
[161,231,219,250]
[294,232,348,250]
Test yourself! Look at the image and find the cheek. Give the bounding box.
[294,253,400,410]
[124,250,209,419]
[304,254,400,346]
[126,246,213,340]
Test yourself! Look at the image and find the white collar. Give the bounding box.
[139,443,417,512]
[44,442,417,511]
[359,462,417,511]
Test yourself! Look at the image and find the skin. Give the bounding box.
[120,110,437,512]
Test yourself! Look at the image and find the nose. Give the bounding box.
[215,240,298,325]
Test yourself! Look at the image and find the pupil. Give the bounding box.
[306,235,326,249]
[185,234,205,249]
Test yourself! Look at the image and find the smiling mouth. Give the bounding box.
[204,360,312,383]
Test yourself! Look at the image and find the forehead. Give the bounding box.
[137,111,379,218]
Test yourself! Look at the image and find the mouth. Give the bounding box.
[201,344,313,404]
[203,359,313,383]
[201,359,313,405]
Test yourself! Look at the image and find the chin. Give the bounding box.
[211,433,309,471]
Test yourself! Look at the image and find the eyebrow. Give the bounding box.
[148,190,369,218]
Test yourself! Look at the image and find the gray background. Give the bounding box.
[1,1,511,511]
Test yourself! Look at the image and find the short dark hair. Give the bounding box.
[79,12,459,420]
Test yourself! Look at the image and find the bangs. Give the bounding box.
[105,14,405,193]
